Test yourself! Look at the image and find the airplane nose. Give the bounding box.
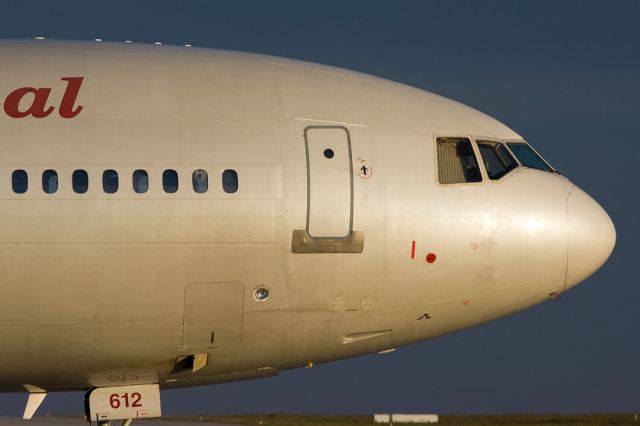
[565,186,616,290]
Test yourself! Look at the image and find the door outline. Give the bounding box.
[182,281,245,349]
[303,125,354,240]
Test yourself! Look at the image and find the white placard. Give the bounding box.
[88,384,161,421]
[374,414,439,423]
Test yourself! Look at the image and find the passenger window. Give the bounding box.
[103,170,119,193]
[222,169,238,193]
[192,169,208,193]
[42,170,58,194]
[507,142,554,172]
[436,138,482,184]
[72,169,89,193]
[12,170,28,194]
[163,169,178,193]
[132,169,148,194]
[477,141,518,180]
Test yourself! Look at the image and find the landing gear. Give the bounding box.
[95,421,132,426]
[95,420,132,426]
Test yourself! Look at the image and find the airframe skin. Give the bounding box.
[0,40,615,414]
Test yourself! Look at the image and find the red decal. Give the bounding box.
[411,240,416,259]
[131,392,142,407]
[59,77,84,118]
[109,393,120,409]
[426,253,437,263]
[1,77,84,119]
[109,392,142,409]
[3,87,55,118]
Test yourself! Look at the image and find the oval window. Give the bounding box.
[72,169,89,194]
[103,169,119,193]
[12,170,28,194]
[222,169,238,193]
[163,169,179,193]
[192,169,208,194]
[42,170,58,194]
[132,169,149,194]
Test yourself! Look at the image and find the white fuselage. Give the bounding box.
[0,40,615,393]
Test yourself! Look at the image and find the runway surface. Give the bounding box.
[0,418,233,426]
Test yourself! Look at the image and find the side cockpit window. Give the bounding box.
[436,137,482,184]
[477,141,518,180]
[507,142,554,172]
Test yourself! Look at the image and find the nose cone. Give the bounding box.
[566,186,616,290]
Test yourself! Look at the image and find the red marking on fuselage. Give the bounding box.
[3,87,54,118]
[1,77,84,119]
[426,252,437,263]
[59,77,84,118]
[411,240,416,259]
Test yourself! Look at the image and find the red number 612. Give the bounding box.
[109,392,142,409]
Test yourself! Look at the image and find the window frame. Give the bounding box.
[475,139,519,181]
[503,139,556,172]
[433,135,484,185]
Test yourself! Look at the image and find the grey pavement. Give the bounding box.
[0,418,235,426]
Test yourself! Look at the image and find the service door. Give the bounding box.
[182,282,244,348]
[304,126,353,239]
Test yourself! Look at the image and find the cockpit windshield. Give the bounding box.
[506,142,554,172]
[477,141,518,180]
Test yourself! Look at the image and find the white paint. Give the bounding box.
[374,414,439,423]
[87,384,161,421]
[0,41,616,414]
[23,392,47,420]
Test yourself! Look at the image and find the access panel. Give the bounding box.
[304,126,353,238]
[182,281,244,348]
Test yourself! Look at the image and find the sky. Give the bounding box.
[0,0,638,417]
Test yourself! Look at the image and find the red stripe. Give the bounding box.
[411,240,416,259]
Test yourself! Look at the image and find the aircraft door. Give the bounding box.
[304,126,353,239]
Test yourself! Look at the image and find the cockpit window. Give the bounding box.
[477,141,518,180]
[436,137,482,184]
[507,142,554,172]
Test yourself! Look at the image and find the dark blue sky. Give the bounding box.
[0,0,638,416]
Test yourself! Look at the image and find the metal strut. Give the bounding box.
[22,384,47,420]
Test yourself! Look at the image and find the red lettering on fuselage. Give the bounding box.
[1,77,84,119]
[59,77,84,118]
[4,87,55,118]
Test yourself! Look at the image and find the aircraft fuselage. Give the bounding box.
[0,41,615,396]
